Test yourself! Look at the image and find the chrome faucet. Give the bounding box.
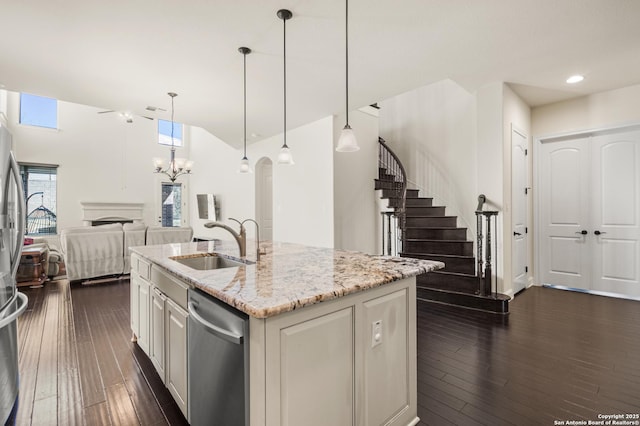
[203,217,265,260]
[204,218,247,258]
[242,218,264,261]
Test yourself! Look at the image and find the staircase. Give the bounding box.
[376,138,509,314]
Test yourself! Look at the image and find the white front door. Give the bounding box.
[538,129,640,298]
[511,126,529,294]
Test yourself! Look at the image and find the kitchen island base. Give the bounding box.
[130,242,442,426]
[249,276,418,426]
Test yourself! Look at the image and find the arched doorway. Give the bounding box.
[255,157,273,241]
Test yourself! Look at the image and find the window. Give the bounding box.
[20,93,58,129]
[158,119,183,146]
[161,183,182,227]
[20,164,58,235]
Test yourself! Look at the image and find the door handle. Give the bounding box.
[0,292,28,330]
[594,230,607,235]
[513,231,522,236]
[188,301,243,345]
[9,152,26,277]
[575,230,588,235]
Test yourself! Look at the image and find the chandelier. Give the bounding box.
[152,92,193,182]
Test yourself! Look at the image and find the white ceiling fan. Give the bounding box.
[97,106,165,123]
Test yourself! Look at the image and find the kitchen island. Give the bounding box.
[130,240,442,426]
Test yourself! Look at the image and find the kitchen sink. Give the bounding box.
[170,254,250,270]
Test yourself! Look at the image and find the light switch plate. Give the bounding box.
[372,320,382,348]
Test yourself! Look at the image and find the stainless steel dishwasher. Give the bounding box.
[188,288,250,426]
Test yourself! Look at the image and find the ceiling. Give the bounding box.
[2,0,640,147]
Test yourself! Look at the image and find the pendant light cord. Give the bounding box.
[243,51,247,158]
[283,15,288,148]
[345,0,349,126]
[170,94,175,147]
[169,92,176,172]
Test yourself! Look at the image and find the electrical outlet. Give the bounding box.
[371,320,383,348]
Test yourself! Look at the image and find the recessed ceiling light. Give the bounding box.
[566,75,584,84]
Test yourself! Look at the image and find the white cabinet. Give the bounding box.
[131,272,151,355]
[253,277,417,426]
[130,271,139,337]
[131,253,152,356]
[265,307,354,426]
[150,287,166,381]
[130,255,189,422]
[148,285,188,419]
[166,298,188,417]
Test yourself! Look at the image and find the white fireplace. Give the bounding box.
[80,202,144,226]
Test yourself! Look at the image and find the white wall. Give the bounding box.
[188,126,253,239]
[379,80,479,234]
[333,110,379,254]
[475,82,506,292]
[190,116,335,248]
[0,90,8,125]
[532,83,640,137]
[7,91,191,230]
[503,84,532,295]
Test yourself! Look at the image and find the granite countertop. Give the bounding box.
[130,240,443,319]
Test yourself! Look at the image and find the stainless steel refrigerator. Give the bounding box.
[0,123,28,426]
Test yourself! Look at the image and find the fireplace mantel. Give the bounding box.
[80,202,144,226]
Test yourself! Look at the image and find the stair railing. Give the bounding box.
[475,194,499,297]
[378,137,407,255]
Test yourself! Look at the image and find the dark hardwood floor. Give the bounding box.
[16,279,640,425]
[16,278,187,426]
[415,288,640,426]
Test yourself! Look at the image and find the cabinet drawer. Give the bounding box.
[151,266,189,310]
[131,253,152,280]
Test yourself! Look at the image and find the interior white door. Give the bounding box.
[511,126,528,294]
[538,129,640,298]
[590,131,640,298]
[539,137,591,289]
[256,158,273,241]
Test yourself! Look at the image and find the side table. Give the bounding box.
[17,245,48,287]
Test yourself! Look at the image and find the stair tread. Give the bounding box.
[405,227,459,230]
[401,252,474,259]
[407,215,457,218]
[405,239,472,243]
[417,287,510,301]
[405,226,467,230]
[431,270,477,278]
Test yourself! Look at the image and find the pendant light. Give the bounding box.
[277,9,294,165]
[238,46,253,173]
[336,0,360,152]
[152,92,194,181]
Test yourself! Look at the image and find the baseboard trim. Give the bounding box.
[542,284,640,302]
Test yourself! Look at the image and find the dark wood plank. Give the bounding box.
[106,383,140,425]
[16,285,49,425]
[105,307,169,425]
[83,401,111,425]
[30,395,57,426]
[34,285,59,402]
[56,280,84,426]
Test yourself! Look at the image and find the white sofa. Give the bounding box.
[60,223,193,282]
